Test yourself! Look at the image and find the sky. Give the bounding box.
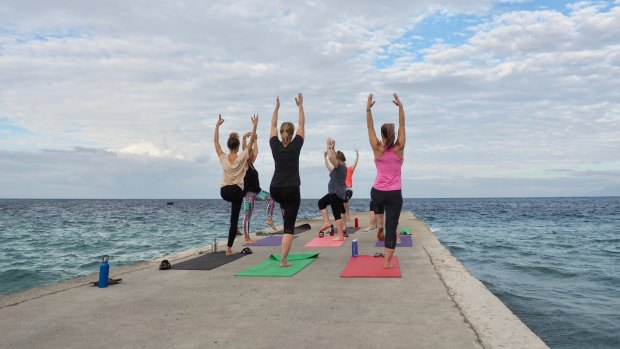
[0,0,619,199]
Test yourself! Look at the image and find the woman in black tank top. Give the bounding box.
[269,94,305,267]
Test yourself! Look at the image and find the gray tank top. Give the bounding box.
[328,163,347,200]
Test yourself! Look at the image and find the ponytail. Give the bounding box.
[381,123,396,148]
[280,122,295,143]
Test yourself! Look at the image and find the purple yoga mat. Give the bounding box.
[375,235,413,247]
[243,235,296,246]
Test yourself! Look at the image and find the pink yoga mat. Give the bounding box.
[340,255,401,278]
[305,236,347,247]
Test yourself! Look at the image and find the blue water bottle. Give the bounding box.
[352,239,358,257]
[99,255,109,288]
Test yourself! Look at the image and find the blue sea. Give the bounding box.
[1,197,618,348]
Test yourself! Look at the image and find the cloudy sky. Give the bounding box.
[1,0,619,199]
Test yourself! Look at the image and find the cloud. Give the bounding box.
[1,1,619,198]
[117,141,185,159]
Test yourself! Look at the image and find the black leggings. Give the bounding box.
[220,185,243,247]
[370,187,402,249]
[318,193,345,220]
[270,186,301,235]
[369,200,384,214]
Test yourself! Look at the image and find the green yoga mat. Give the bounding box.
[236,253,319,277]
[399,227,412,235]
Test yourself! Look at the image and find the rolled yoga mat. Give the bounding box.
[270,223,312,235]
[236,253,319,277]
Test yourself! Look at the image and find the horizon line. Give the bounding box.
[1,196,618,200]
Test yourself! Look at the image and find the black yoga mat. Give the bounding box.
[270,223,312,235]
[172,251,246,270]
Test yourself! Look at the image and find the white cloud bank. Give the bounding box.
[0,0,619,198]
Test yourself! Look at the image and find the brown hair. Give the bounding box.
[280,122,295,143]
[336,151,346,162]
[227,132,240,150]
[381,123,395,148]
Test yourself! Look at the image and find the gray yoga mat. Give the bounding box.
[172,251,246,270]
[345,227,361,234]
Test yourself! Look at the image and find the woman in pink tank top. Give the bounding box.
[366,93,406,269]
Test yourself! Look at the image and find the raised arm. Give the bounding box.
[242,131,251,150]
[393,93,405,151]
[327,139,339,168]
[247,114,259,155]
[366,94,380,152]
[253,135,258,157]
[295,93,305,139]
[214,114,225,157]
[323,151,333,172]
[270,97,279,139]
[351,149,359,172]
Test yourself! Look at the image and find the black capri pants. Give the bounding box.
[318,193,346,220]
[370,187,403,249]
[220,184,244,248]
[369,200,384,214]
[270,186,301,235]
[344,189,353,203]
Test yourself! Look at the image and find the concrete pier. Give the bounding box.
[0,211,548,348]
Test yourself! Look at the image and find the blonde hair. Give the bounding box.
[280,122,295,143]
[227,132,240,150]
[381,123,395,148]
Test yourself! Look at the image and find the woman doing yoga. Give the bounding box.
[269,94,305,267]
[215,114,258,255]
[318,138,348,241]
[366,93,406,269]
[241,133,277,243]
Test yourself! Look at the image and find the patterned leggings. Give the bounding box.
[243,191,276,235]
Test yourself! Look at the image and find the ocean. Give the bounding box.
[0,197,618,348]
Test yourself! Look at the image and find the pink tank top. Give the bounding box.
[373,147,403,191]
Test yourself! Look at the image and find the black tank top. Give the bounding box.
[243,164,261,195]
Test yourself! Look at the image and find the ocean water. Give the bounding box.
[1,197,619,348]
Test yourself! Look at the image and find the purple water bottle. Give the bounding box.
[352,239,358,257]
[99,255,109,288]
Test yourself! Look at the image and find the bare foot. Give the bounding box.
[226,249,235,256]
[383,263,394,269]
[244,238,255,244]
[280,262,292,267]
[377,228,385,242]
[362,226,375,232]
[332,237,345,241]
[266,219,277,231]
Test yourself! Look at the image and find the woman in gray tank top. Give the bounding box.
[317,138,348,241]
